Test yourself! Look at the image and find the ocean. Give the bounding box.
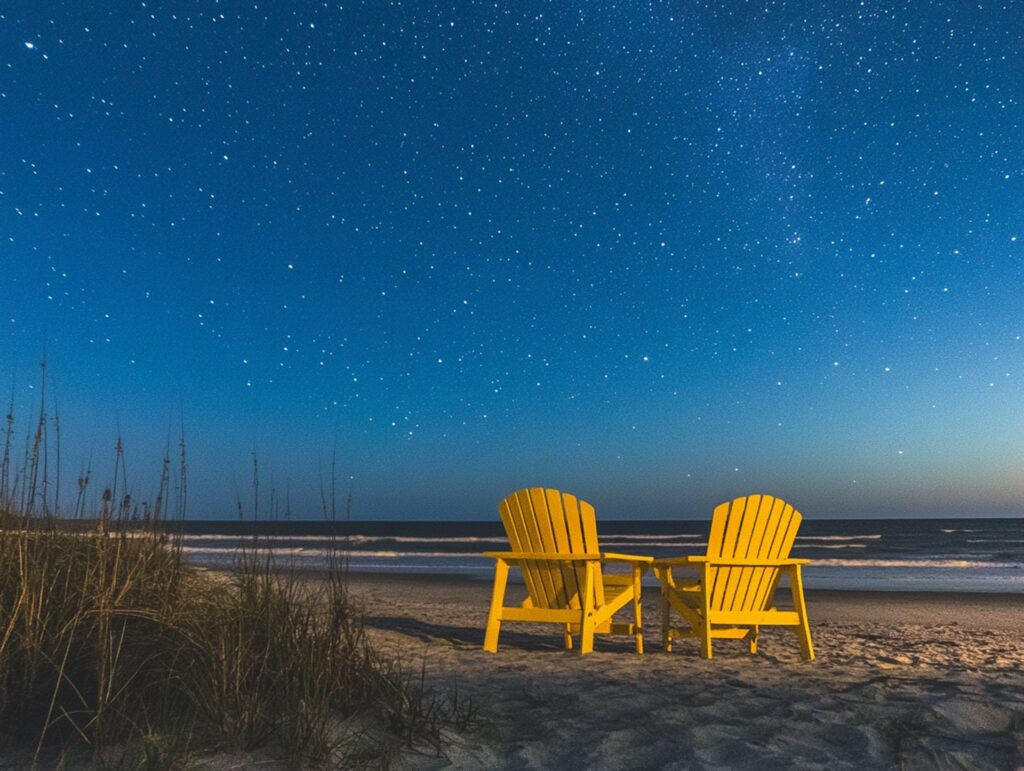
[175,518,1024,594]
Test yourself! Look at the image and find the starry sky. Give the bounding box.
[2,1,1022,520]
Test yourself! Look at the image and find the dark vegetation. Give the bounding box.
[0,366,473,768]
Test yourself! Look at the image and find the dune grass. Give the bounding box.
[0,385,472,768]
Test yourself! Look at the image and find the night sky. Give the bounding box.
[2,2,1022,520]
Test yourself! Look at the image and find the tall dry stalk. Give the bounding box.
[1,395,13,511]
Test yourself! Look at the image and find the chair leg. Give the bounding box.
[632,565,644,655]
[700,623,713,659]
[564,625,574,650]
[699,565,713,659]
[579,561,596,655]
[483,559,509,653]
[789,565,815,660]
[660,587,672,652]
[748,625,759,654]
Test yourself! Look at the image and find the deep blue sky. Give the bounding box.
[2,1,1022,519]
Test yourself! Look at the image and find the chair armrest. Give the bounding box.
[599,552,654,564]
[651,555,703,568]
[483,551,602,562]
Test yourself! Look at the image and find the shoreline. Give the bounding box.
[340,566,1024,595]
[337,570,1024,633]
[271,564,1024,596]
[219,566,1024,629]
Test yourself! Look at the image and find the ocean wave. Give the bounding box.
[794,544,867,550]
[600,534,702,541]
[796,535,881,541]
[180,533,708,545]
[811,558,1020,569]
[940,529,978,534]
[350,535,502,544]
[180,534,344,543]
[179,547,1023,571]
[183,542,713,556]
[966,538,1024,544]
[183,546,489,559]
[179,534,507,544]
[602,540,708,549]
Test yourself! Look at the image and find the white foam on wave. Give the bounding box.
[811,558,1021,569]
[967,538,1024,544]
[602,540,707,549]
[179,534,506,544]
[183,546,488,560]
[795,544,867,550]
[349,535,503,544]
[181,533,709,545]
[600,534,703,541]
[180,548,1023,571]
[796,535,881,541]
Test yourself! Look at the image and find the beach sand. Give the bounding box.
[346,572,1024,770]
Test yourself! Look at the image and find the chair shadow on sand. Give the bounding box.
[361,613,643,654]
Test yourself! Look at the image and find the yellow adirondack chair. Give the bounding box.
[483,487,653,655]
[653,494,814,660]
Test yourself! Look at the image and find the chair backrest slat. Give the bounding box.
[749,500,801,611]
[717,495,762,611]
[515,489,560,609]
[737,496,783,610]
[530,488,571,608]
[499,494,545,607]
[559,492,592,607]
[544,489,583,609]
[708,496,741,611]
[704,500,729,606]
[576,496,605,605]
